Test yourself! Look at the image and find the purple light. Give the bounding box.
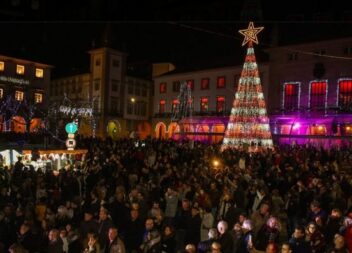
[292,123,301,130]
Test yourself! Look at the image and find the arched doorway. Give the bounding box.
[12,116,26,133]
[195,124,210,142]
[155,122,167,139]
[211,124,225,143]
[168,122,179,139]
[30,118,44,133]
[137,121,152,140]
[107,120,122,140]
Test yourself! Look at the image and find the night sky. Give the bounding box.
[1,0,352,79]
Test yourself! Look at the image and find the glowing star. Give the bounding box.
[239,22,264,46]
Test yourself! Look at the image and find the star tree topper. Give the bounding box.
[239,22,264,46]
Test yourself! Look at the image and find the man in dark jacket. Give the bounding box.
[289,226,312,253]
[17,223,37,253]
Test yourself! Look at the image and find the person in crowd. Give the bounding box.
[47,229,63,253]
[326,234,349,253]
[185,205,201,246]
[17,223,37,253]
[124,208,144,253]
[105,227,125,253]
[184,244,196,253]
[140,218,161,253]
[161,224,176,253]
[305,222,325,253]
[288,225,311,253]
[0,138,352,253]
[280,242,292,253]
[254,216,281,251]
[83,232,101,253]
[217,220,233,253]
[265,242,278,253]
[241,219,254,253]
[200,207,214,242]
[198,228,218,253]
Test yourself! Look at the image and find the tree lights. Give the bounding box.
[222,22,273,151]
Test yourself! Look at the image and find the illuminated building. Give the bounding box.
[50,47,153,139]
[153,36,352,147]
[0,55,52,133]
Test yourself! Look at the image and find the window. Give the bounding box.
[0,88,3,98]
[216,96,225,112]
[283,82,300,110]
[187,80,194,90]
[34,93,43,103]
[159,100,166,113]
[95,58,101,66]
[234,74,240,91]
[0,61,4,71]
[172,81,180,92]
[112,59,120,67]
[200,97,209,112]
[172,99,179,112]
[217,76,226,88]
[201,78,209,90]
[15,91,24,101]
[111,80,119,92]
[309,81,327,109]
[159,82,167,93]
[16,65,25,75]
[35,68,44,78]
[338,79,352,109]
[94,79,100,91]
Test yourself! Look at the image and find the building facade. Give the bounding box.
[152,37,352,147]
[152,64,270,140]
[267,37,352,147]
[50,47,153,139]
[0,55,52,133]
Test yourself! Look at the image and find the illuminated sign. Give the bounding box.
[0,75,30,85]
[59,106,93,117]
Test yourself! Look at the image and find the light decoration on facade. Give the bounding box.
[222,22,273,151]
[59,105,93,117]
[282,82,301,110]
[308,79,328,110]
[336,77,352,107]
[65,122,78,150]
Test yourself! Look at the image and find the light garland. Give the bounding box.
[308,79,328,110]
[282,82,301,110]
[222,22,273,151]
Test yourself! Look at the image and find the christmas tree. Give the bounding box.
[222,22,273,151]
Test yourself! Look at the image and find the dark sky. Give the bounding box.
[1,0,352,78]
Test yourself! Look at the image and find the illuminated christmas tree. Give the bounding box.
[222,22,273,151]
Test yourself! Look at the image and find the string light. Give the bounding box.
[222,22,273,151]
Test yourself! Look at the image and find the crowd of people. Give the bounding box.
[0,138,352,253]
